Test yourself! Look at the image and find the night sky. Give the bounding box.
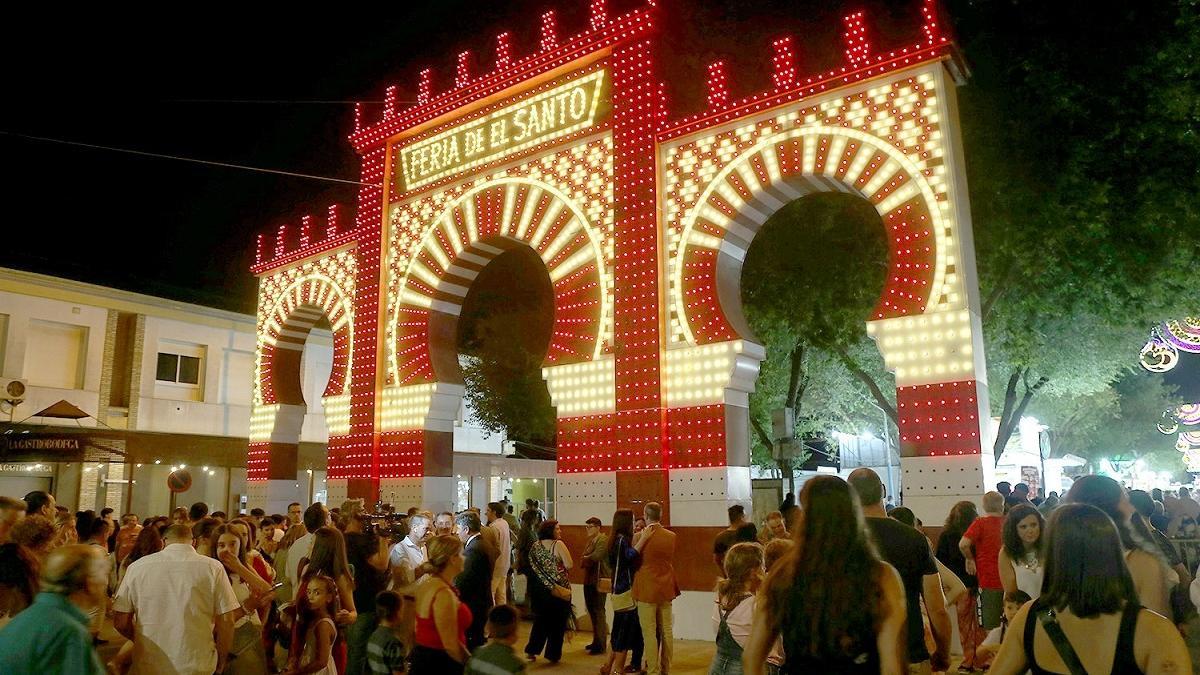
[0,0,928,314]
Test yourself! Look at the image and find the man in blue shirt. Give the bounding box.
[0,544,107,674]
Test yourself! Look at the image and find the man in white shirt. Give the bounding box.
[485,501,511,605]
[286,502,328,596]
[112,523,239,675]
[390,511,429,588]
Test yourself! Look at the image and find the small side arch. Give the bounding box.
[257,273,354,406]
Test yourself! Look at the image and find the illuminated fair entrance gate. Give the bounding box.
[249,0,989,627]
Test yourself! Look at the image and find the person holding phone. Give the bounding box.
[211,524,275,674]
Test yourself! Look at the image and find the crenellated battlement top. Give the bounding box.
[348,0,653,153]
[255,0,961,273]
[661,0,962,141]
[251,204,356,276]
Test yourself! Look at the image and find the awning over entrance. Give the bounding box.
[30,400,91,420]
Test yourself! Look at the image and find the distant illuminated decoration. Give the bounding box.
[1141,318,1200,373]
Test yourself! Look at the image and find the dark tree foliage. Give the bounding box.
[948,0,1200,462]
[457,246,558,449]
[740,193,894,468]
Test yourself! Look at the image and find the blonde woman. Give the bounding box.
[709,542,764,675]
[411,534,470,673]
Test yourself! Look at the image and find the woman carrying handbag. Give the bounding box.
[525,519,574,663]
[602,509,644,675]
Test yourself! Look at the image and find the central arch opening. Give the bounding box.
[738,191,898,492]
[456,245,557,457]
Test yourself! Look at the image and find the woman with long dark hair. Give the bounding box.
[1066,475,1173,616]
[744,475,906,674]
[289,526,358,673]
[936,500,982,671]
[602,509,643,675]
[118,526,163,583]
[999,504,1044,599]
[987,504,1190,674]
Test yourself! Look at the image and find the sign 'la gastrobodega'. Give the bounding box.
[399,69,608,191]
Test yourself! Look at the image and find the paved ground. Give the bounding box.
[95,618,718,674]
[97,614,1200,673]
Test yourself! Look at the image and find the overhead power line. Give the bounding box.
[169,98,388,105]
[0,130,379,188]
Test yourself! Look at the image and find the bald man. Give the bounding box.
[114,523,239,674]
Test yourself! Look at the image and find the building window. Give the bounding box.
[156,353,201,385]
[25,319,89,389]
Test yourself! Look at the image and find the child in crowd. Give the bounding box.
[465,604,526,675]
[367,590,407,675]
[976,589,1031,666]
[284,574,339,675]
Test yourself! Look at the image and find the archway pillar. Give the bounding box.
[662,340,763,527]
[364,383,462,512]
[247,403,307,512]
[869,308,991,522]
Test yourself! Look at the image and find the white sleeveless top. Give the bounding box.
[302,617,338,675]
[230,573,262,626]
[1011,554,1043,599]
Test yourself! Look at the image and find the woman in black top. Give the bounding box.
[987,503,1189,675]
[744,475,907,675]
[936,500,981,670]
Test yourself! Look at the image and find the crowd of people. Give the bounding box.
[0,493,682,675]
[0,474,1197,674]
[733,473,1196,675]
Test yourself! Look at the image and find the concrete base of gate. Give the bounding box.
[247,479,305,514]
[899,454,988,524]
[667,466,753,527]
[556,472,617,526]
[562,584,716,642]
[379,476,458,515]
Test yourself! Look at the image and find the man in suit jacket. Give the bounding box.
[632,502,679,675]
[454,511,495,652]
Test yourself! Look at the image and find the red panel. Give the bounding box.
[377,430,425,479]
[665,405,727,469]
[896,380,983,457]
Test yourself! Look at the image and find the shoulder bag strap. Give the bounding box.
[613,538,621,579]
[1036,607,1088,675]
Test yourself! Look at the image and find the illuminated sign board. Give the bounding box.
[1,437,80,451]
[398,69,608,191]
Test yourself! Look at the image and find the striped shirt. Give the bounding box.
[465,641,526,675]
[367,624,406,674]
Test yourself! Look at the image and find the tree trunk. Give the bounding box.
[753,415,793,494]
[785,341,807,410]
[981,259,1017,322]
[834,346,899,424]
[992,369,1049,464]
[751,415,774,452]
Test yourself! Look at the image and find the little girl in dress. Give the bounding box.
[284,574,339,675]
